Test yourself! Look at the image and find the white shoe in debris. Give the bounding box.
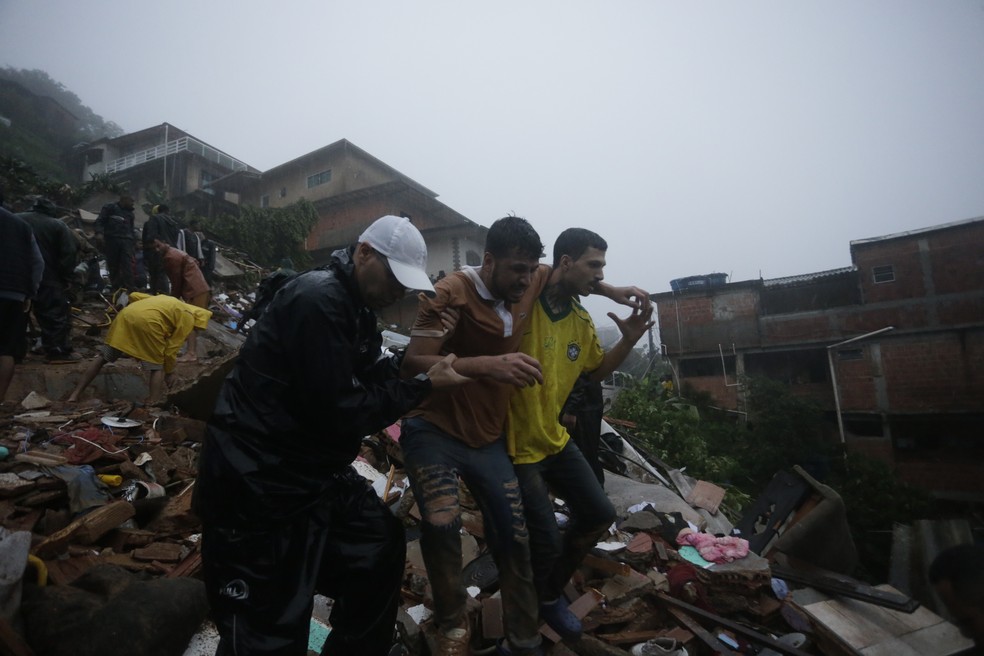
[630,638,688,656]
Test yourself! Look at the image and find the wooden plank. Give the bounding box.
[582,554,631,577]
[685,480,726,514]
[805,599,888,649]
[133,541,184,562]
[796,585,974,656]
[656,592,813,656]
[665,606,736,654]
[481,595,504,640]
[32,500,135,558]
[860,637,923,656]
[772,563,919,612]
[596,630,663,645]
[898,619,974,656]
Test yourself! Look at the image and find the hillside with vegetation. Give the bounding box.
[0,67,123,181]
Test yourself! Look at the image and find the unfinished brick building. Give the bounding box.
[652,216,984,495]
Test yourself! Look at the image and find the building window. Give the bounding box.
[260,194,269,208]
[279,187,287,198]
[837,348,863,361]
[872,265,895,284]
[306,169,332,188]
[679,355,735,377]
[200,170,217,195]
[465,250,481,266]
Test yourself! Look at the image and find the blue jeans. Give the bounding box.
[400,417,541,652]
[514,440,616,601]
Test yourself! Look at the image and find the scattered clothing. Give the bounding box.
[676,529,750,563]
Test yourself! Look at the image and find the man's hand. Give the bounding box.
[608,302,655,345]
[603,284,651,311]
[438,306,460,339]
[164,372,177,388]
[22,299,31,314]
[561,413,577,431]
[486,352,544,388]
[425,354,471,388]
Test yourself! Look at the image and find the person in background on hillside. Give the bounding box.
[507,228,652,641]
[17,198,80,363]
[181,218,217,284]
[194,215,468,656]
[929,543,984,650]
[142,204,182,294]
[0,190,44,404]
[94,194,137,292]
[153,239,211,362]
[66,293,211,405]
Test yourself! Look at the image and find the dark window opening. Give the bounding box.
[279,187,287,198]
[891,414,984,454]
[745,349,827,384]
[200,170,217,195]
[260,194,269,208]
[465,249,481,266]
[679,355,735,377]
[872,265,895,284]
[842,414,884,438]
[837,348,863,361]
[307,169,332,188]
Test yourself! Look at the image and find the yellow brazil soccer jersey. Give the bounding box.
[507,294,604,465]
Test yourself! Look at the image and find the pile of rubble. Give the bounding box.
[0,297,970,655]
[2,381,940,656]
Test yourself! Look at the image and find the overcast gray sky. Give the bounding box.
[3,1,984,328]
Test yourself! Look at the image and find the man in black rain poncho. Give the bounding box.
[195,215,467,656]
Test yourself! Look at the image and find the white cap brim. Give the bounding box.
[387,257,436,295]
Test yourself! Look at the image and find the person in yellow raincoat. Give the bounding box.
[67,293,211,404]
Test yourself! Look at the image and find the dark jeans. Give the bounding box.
[104,237,135,291]
[570,407,605,485]
[143,247,169,295]
[514,440,616,601]
[201,468,405,656]
[32,282,72,355]
[0,299,27,360]
[400,417,541,652]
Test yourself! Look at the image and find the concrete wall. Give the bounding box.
[246,148,396,208]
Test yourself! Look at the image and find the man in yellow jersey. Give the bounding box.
[507,228,653,640]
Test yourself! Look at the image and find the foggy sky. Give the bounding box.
[3,1,983,328]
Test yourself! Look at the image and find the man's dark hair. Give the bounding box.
[553,228,607,268]
[157,204,169,214]
[485,216,543,260]
[929,543,984,606]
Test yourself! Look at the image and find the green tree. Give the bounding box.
[609,373,930,580]
[206,199,319,267]
[1,155,126,206]
[0,67,124,141]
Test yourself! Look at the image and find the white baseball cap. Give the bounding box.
[359,215,435,294]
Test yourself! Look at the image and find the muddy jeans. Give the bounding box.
[401,417,541,652]
[514,440,616,602]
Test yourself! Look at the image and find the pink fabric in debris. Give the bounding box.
[676,529,750,563]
